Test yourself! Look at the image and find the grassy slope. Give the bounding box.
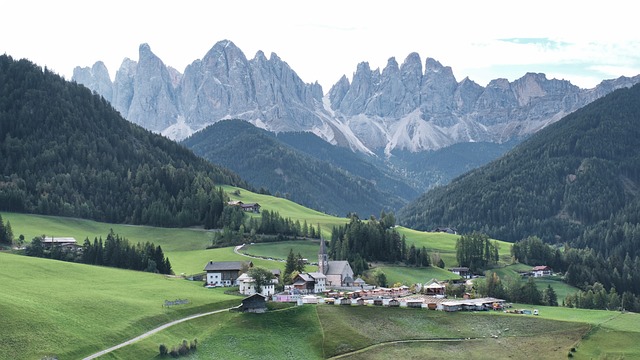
[3,247,638,359]
[0,252,241,360]
[102,304,600,360]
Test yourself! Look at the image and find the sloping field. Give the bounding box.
[0,252,240,360]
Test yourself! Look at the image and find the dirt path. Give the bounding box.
[82,307,231,359]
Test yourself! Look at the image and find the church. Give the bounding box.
[318,237,354,287]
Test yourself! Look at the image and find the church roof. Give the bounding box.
[326,261,351,276]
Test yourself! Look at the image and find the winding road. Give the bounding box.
[82,307,231,360]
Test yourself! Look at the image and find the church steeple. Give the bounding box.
[318,236,328,274]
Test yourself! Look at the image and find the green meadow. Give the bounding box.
[1,189,635,359]
[0,252,241,360]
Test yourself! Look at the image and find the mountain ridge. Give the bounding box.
[73,40,640,156]
[397,83,640,246]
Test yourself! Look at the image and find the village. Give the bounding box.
[202,238,551,314]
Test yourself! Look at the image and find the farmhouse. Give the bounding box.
[42,237,80,251]
[226,201,261,213]
[448,267,471,279]
[532,265,553,277]
[318,238,355,287]
[237,272,277,297]
[432,227,458,235]
[204,261,252,287]
[292,272,327,294]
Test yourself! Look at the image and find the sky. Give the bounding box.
[2,0,639,93]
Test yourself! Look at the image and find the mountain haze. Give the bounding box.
[398,83,640,247]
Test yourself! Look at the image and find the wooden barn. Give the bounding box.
[235,294,267,313]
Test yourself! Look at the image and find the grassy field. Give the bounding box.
[0,252,241,360]
[98,303,595,360]
[241,239,322,262]
[372,264,461,285]
[396,227,513,267]
[222,185,350,238]
[3,247,639,359]
[490,264,580,301]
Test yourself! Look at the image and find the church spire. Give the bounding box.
[318,236,328,275]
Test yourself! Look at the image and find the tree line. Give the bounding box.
[329,212,430,276]
[25,230,172,274]
[455,231,499,273]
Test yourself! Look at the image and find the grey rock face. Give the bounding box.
[73,61,113,102]
[74,41,640,153]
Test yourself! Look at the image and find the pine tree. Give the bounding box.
[542,284,558,306]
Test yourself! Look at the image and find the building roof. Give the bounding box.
[308,272,327,279]
[448,267,470,272]
[326,261,351,276]
[354,277,366,284]
[271,269,281,276]
[203,261,251,272]
[532,266,551,271]
[42,237,77,244]
[295,273,314,282]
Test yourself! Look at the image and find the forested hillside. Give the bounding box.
[0,55,247,227]
[183,119,406,217]
[399,83,640,253]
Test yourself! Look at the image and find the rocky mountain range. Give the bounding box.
[74,40,640,157]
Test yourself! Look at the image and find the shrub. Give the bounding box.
[159,344,168,356]
[178,340,189,356]
[169,347,178,358]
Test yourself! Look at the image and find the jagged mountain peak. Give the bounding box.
[73,41,640,153]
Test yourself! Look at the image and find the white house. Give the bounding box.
[532,265,553,277]
[237,273,276,297]
[204,261,252,287]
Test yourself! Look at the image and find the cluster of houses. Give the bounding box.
[203,239,514,314]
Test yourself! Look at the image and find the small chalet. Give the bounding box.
[241,203,261,213]
[204,261,252,287]
[235,294,267,313]
[532,265,553,277]
[448,267,471,279]
[432,227,458,235]
[424,279,446,296]
[353,277,366,288]
[42,237,80,251]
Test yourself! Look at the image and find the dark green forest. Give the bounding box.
[329,212,430,275]
[399,83,640,250]
[0,55,247,227]
[182,119,407,217]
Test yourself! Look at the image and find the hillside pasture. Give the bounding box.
[222,185,350,237]
[0,252,240,360]
[372,264,461,285]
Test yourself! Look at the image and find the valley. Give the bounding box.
[2,30,640,360]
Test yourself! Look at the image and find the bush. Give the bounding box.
[169,347,178,358]
[159,344,168,356]
[190,338,198,350]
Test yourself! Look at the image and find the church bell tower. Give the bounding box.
[318,236,328,275]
